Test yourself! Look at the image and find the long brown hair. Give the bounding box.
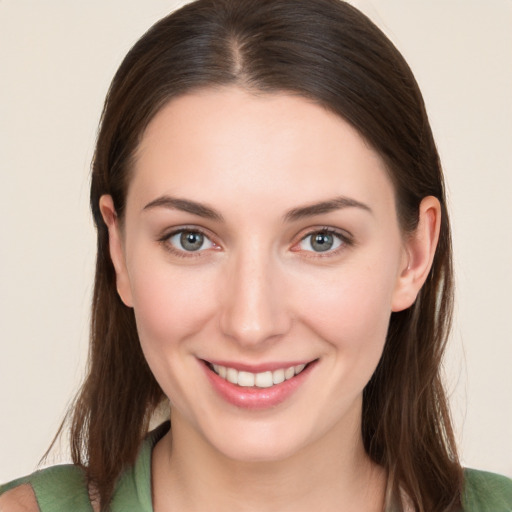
[59,0,463,509]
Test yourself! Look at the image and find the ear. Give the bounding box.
[391,196,441,312]
[99,195,133,307]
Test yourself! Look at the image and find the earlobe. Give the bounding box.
[391,196,441,312]
[99,195,133,307]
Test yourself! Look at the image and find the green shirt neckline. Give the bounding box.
[2,422,511,511]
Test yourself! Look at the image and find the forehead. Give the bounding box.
[129,87,395,217]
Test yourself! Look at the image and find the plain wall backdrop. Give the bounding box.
[1,0,511,481]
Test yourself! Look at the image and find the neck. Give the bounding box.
[152,404,386,512]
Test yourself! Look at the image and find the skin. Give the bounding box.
[0,484,38,511]
[99,87,440,512]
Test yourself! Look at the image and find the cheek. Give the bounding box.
[127,258,219,408]
[294,253,400,384]
[128,256,217,352]
[301,267,395,342]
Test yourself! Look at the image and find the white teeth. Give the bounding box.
[255,371,273,388]
[238,371,255,387]
[226,367,238,385]
[284,366,295,380]
[272,368,285,385]
[210,362,308,388]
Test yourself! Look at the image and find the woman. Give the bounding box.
[1,0,511,510]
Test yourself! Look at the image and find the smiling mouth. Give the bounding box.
[205,361,313,389]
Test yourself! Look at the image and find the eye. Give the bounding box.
[165,229,215,253]
[297,229,346,253]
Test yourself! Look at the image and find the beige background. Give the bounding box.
[1,0,511,481]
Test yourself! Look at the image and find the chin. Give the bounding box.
[212,434,305,463]
[195,412,321,464]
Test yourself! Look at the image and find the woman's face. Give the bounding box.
[103,87,423,462]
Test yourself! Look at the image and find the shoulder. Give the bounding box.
[462,468,512,511]
[0,422,168,512]
[1,465,92,512]
[0,484,39,511]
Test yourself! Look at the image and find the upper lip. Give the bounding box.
[202,358,316,373]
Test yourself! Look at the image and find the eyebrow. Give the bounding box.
[143,196,224,221]
[142,195,372,223]
[283,196,372,222]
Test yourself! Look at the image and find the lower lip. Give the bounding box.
[201,360,317,410]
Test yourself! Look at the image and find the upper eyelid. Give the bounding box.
[298,226,352,242]
[289,228,353,260]
[159,225,214,241]
[159,227,218,258]
[158,225,353,251]
[158,226,218,253]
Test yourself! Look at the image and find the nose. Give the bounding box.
[219,247,292,348]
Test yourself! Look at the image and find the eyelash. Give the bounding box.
[158,226,353,259]
[294,227,353,259]
[158,226,217,259]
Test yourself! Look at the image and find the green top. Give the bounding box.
[2,422,511,511]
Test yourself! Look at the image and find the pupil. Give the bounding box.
[312,233,333,252]
[181,232,203,251]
